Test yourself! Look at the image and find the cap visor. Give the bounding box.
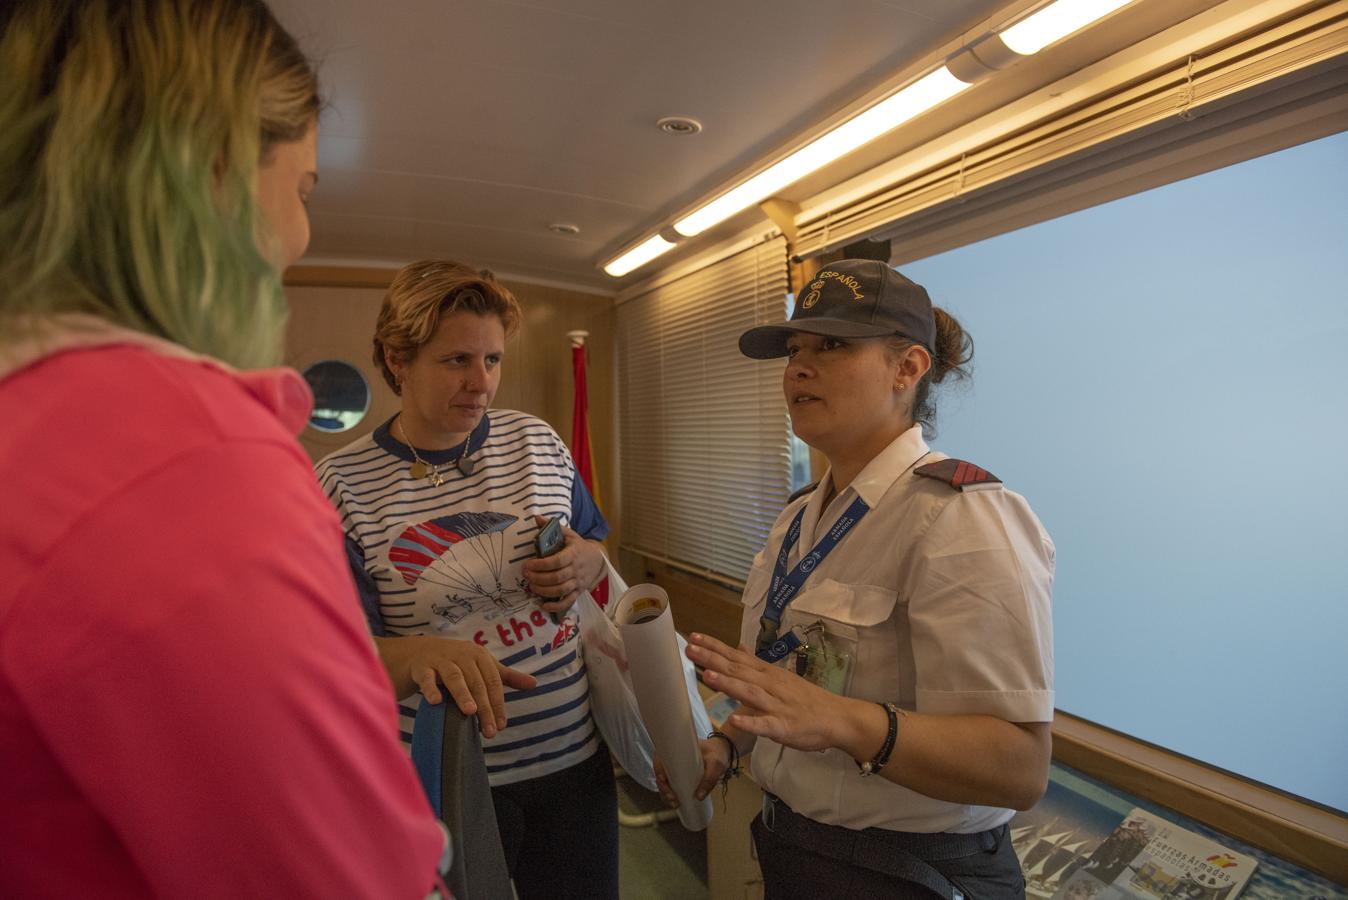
[738,319,896,359]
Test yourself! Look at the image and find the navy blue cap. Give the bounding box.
[739,259,935,359]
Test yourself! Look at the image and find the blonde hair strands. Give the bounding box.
[0,0,319,368]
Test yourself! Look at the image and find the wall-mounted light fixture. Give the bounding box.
[603,232,680,277]
[673,68,969,238]
[1001,0,1134,55]
[600,0,1138,278]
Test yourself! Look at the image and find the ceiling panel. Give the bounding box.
[266,0,1050,289]
[307,166,641,243]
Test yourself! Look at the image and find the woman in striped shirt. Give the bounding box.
[317,260,617,900]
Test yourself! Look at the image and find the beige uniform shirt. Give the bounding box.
[740,425,1055,834]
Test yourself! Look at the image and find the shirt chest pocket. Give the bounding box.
[783,579,901,698]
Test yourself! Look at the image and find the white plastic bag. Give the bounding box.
[576,589,658,791]
[576,567,712,797]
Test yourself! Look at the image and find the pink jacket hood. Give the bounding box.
[0,315,313,436]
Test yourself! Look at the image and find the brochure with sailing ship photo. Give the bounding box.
[1050,807,1257,900]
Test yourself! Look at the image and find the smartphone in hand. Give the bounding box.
[534,517,565,624]
[535,517,564,557]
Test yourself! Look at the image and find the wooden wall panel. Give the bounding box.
[283,283,392,463]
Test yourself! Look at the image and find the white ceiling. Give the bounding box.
[270,0,1224,292]
[270,0,1019,290]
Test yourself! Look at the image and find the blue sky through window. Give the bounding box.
[900,129,1348,812]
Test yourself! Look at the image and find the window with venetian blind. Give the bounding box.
[616,236,791,586]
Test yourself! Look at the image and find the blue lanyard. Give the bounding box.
[755,494,869,661]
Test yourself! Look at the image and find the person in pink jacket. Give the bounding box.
[0,2,523,896]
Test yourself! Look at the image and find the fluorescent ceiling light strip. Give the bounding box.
[1000,0,1134,56]
[673,67,970,237]
[603,234,676,277]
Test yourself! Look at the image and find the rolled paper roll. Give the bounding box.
[613,584,713,831]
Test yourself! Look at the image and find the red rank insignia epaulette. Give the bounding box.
[914,458,1002,491]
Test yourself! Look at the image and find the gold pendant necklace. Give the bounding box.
[398,419,446,486]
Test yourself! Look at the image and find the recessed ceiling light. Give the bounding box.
[657,116,703,136]
[548,222,581,235]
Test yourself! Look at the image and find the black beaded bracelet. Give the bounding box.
[857,702,899,777]
[707,730,741,786]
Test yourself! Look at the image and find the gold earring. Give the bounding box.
[897,382,906,391]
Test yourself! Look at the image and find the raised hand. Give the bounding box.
[684,632,862,755]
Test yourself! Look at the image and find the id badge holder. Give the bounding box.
[794,619,856,696]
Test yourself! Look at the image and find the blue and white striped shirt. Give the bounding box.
[317,409,608,785]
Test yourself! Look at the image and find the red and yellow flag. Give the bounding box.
[571,340,609,609]
[571,342,599,501]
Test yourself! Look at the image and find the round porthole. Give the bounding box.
[302,360,370,433]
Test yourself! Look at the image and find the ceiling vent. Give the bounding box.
[656,116,703,136]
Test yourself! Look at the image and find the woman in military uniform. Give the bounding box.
[661,258,1055,900]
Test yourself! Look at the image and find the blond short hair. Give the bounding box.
[373,260,522,394]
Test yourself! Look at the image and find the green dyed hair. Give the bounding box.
[0,0,319,368]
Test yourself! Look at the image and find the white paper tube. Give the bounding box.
[613,584,713,831]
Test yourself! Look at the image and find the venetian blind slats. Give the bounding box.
[617,236,791,584]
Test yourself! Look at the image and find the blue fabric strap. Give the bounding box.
[758,630,804,664]
[410,700,446,819]
[755,495,869,660]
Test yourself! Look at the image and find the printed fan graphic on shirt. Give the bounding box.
[389,512,530,621]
